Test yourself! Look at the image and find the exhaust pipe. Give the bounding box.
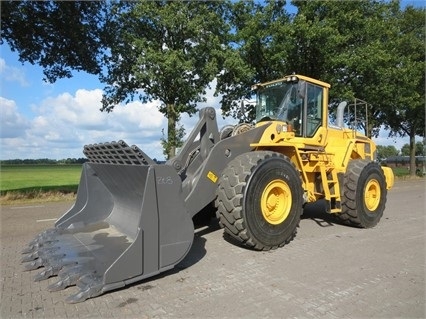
[336,101,347,128]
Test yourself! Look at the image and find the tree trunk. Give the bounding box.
[167,103,177,160]
[409,131,416,176]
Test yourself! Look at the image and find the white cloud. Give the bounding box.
[0,88,168,160]
[1,83,417,161]
[180,78,236,138]
[0,58,29,87]
[0,82,234,160]
[114,99,164,131]
[0,77,267,160]
[0,97,30,138]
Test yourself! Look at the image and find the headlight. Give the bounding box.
[286,75,299,83]
[276,123,289,133]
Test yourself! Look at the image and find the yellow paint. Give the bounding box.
[381,166,394,190]
[261,179,292,225]
[207,171,218,183]
[249,74,394,211]
[364,179,381,211]
[253,74,331,89]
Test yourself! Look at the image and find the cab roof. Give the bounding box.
[253,74,331,89]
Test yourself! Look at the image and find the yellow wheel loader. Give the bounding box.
[22,75,394,303]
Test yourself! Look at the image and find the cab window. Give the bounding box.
[305,84,323,137]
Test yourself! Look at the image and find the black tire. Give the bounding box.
[215,151,303,250]
[339,159,387,228]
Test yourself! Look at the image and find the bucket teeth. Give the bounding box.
[57,265,85,283]
[21,251,40,262]
[34,265,58,281]
[66,273,103,304]
[47,266,99,300]
[22,240,52,254]
[28,228,60,245]
[23,259,43,271]
[48,271,78,292]
[23,230,60,255]
[22,244,38,254]
[48,277,71,292]
[22,229,107,303]
[22,244,61,263]
[48,279,68,292]
[20,142,195,304]
[66,292,87,304]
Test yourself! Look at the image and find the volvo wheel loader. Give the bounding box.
[22,75,394,303]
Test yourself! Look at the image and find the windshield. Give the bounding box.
[255,80,304,123]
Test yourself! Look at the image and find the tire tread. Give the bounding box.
[215,151,301,250]
[338,159,387,228]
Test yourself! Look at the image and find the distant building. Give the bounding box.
[383,155,426,176]
[383,155,425,168]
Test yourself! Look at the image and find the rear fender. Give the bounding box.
[381,166,394,190]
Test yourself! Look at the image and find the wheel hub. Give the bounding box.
[261,179,292,225]
[364,179,381,211]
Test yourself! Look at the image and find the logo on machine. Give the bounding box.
[157,176,173,185]
[207,171,218,183]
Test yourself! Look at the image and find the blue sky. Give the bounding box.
[0,42,233,160]
[1,1,424,160]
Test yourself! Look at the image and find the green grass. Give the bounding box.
[390,166,425,177]
[0,164,82,194]
[0,163,418,205]
[391,166,410,177]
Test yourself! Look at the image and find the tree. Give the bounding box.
[401,142,425,157]
[101,1,230,158]
[290,0,402,139]
[376,145,399,161]
[3,0,423,163]
[217,0,293,120]
[401,143,410,156]
[289,1,424,175]
[1,0,231,159]
[1,1,108,82]
[417,141,425,156]
[380,5,426,176]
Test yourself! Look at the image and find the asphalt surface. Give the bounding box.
[1,179,425,318]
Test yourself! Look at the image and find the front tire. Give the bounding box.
[215,151,303,250]
[338,160,387,228]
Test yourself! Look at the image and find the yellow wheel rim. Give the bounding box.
[261,179,292,225]
[364,179,381,211]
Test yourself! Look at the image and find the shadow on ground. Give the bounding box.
[302,199,348,227]
[105,201,346,299]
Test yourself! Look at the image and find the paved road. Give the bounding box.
[1,179,425,318]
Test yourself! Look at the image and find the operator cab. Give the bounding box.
[253,75,328,137]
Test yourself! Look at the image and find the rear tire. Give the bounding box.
[215,151,303,250]
[338,160,387,228]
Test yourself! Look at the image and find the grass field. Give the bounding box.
[0,165,82,203]
[0,163,419,205]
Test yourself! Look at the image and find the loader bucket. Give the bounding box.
[22,160,194,303]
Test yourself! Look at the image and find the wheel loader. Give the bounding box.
[22,74,394,303]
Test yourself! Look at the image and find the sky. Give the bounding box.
[0,43,236,161]
[1,1,424,161]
